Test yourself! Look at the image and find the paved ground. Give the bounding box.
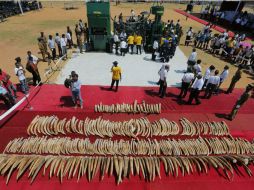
[56,47,187,87]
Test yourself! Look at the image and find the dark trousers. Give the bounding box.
[50,48,56,60]
[57,44,62,57]
[152,49,157,61]
[115,42,119,54]
[110,79,119,91]
[128,44,134,54]
[159,80,167,98]
[226,80,237,94]
[136,45,141,54]
[120,48,126,56]
[203,79,208,89]
[31,70,41,86]
[188,88,201,104]
[204,83,217,98]
[178,82,190,98]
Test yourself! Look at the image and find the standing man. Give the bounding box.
[40,32,48,52]
[204,70,220,99]
[48,35,56,61]
[178,68,194,99]
[66,30,72,49]
[26,51,42,86]
[187,48,197,71]
[226,67,242,94]
[120,40,127,56]
[227,84,253,120]
[14,57,29,94]
[127,33,134,54]
[67,26,73,46]
[193,59,202,76]
[113,32,120,55]
[187,74,204,105]
[152,38,159,61]
[136,33,143,54]
[38,38,47,62]
[110,61,122,92]
[60,34,68,59]
[203,65,215,89]
[70,73,83,109]
[55,33,62,57]
[216,65,229,93]
[158,64,170,98]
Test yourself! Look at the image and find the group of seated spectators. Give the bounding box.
[0,1,42,21]
[185,24,254,72]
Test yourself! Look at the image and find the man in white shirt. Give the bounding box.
[113,32,120,55]
[48,35,56,60]
[215,65,229,94]
[187,48,197,70]
[66,31,72,49]
[203,65,215,89]
[60,34,67,59]
[204,70,220,99]
[70,73,83,109]
[187,74,204,105]
[15,57,29,94]
[152,39,159,61]
[193,59,202,75]
[55,33,62,57]
[120,40,127,56]
[185,27,193,46]
[178,68,194,99]
[158,64,169,98]
[119,30,127,41]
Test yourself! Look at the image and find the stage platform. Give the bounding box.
[0,85,254,190]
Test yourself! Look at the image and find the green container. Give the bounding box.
[150,6,164,16]
[87,1,111,51]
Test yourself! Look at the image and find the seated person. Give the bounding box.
[0,81,15,108]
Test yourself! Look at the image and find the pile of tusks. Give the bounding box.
[0,154,254,185]
[94,100,161,114]
[4,136,254,156]
[26,116,229,137]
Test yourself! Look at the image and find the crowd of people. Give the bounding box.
[185,23,254,72]
[0,19,90,108]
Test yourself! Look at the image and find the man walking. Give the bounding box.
[178,68,194,99]
[158,64,170,98]
[204,70,220,99]
[26,51,42,86]
[55,33,62,57]
[110,61,122,92]
[216,65,229,93]
[120,40,127,56]
[227,84,253,120]
[203,65,215,89]
[226,67,242,94]
[187,74,204,105]
[187,48,197,71]
[152,38,159,61]
[60,34,68,59]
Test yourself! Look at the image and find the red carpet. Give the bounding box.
[0,85,254,189]
[174,9,253,40]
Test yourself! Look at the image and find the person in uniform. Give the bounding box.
[226,67,242,94]
[136,34,143,54]
[40,32,47,52]
[204,70,220,99]
[77,33,83,54]
[227,83,254,120]
[110,61,122,92]
[127,33,134,54]
[158,64,170,98]
[178,68,194,99]
[38,38,47,62]
[187,74,204,105]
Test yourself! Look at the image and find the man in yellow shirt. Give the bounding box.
[136,34,142,54]
[110,61,122,92]
[127,34,134,54]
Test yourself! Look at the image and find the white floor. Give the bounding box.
[56,47,188,87]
